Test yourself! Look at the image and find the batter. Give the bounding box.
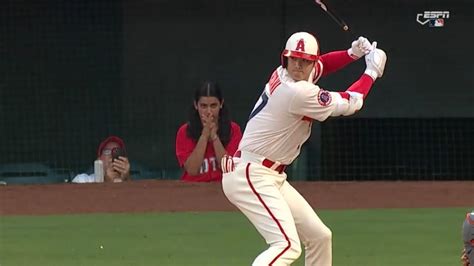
[221,32,387,265]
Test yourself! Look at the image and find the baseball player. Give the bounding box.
[221,32,387,265]
[462,211,474,266]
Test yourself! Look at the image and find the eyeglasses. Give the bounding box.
[101,147,124,159]
[101,149,112,156]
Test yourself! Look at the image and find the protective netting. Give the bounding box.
[2,0,473,183]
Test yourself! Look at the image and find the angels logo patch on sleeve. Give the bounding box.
[317,90,332,106]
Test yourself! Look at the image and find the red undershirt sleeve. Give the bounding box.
[346,74,374,99]
[320,50,356,76]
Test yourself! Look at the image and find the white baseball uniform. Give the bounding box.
[222,61,374,265]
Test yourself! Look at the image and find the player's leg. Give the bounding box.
[280,181,332,266]
[222,163,301,266]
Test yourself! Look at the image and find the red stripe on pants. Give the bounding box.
[245,163,291,265]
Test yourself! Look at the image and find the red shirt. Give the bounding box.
[175,122,242,182]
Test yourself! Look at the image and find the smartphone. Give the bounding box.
[111,147,124,161]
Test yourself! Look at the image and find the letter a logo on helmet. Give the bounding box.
[295,39,305,52]
[281,32,320,67]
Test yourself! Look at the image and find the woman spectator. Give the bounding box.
[175,81,242,182]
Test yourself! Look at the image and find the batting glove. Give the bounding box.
[221,155,235,173]
[348,36,373,59]
[364,42,387,81]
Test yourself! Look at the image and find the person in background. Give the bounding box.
[72,135,131,183]
[175,81,242,182]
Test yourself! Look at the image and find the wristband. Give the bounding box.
[347,48,360,59]
[364,69,378,81]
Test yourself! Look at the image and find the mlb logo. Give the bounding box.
[429,18,444,27]
[416,11,449,27]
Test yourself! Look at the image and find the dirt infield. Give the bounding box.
[1,180,473,215]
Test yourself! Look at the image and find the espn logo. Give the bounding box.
[416,11,450,27]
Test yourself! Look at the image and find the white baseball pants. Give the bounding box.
[222,153,332,266]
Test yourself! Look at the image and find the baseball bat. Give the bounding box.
[314,0,349,31]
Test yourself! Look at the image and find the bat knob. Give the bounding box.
[372,41,377,50]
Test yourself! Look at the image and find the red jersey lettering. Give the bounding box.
[268,70,281,95]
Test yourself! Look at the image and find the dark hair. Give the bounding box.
[186,81,232,146]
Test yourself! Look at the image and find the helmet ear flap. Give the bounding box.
[281,56,288,68]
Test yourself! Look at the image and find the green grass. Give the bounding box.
[0,208,470,266]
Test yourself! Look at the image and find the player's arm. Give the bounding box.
[293,80,365,121]
[319,36,373,76]
[289,45,386,120]
[330,44,387,116]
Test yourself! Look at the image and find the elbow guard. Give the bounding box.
[332,91,364,116]
[344,91,363,116]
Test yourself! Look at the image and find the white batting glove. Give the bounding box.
[221,155,235,173]
[364,42,387,81]
[348,36,373,59]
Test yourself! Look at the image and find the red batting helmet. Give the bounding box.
[281,32,320,68]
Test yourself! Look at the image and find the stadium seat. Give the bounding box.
[0,163,69,185]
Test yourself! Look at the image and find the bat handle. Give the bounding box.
[372,41,377,50]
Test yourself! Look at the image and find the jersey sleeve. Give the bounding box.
[288,82,336,121]
[226,122,242,156]
[175,124,196,167]
[288,81,365,121]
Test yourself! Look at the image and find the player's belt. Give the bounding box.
[234,150,287,174]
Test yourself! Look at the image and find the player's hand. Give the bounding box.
[113,156,130,180]
[364,42,387,80]
[221,155,235,173]
[348,36,373,59]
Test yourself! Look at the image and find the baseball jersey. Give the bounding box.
[238,66,364,165]
[176,122,242,182]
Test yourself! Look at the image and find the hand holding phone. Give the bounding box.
[111,147,124,161]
